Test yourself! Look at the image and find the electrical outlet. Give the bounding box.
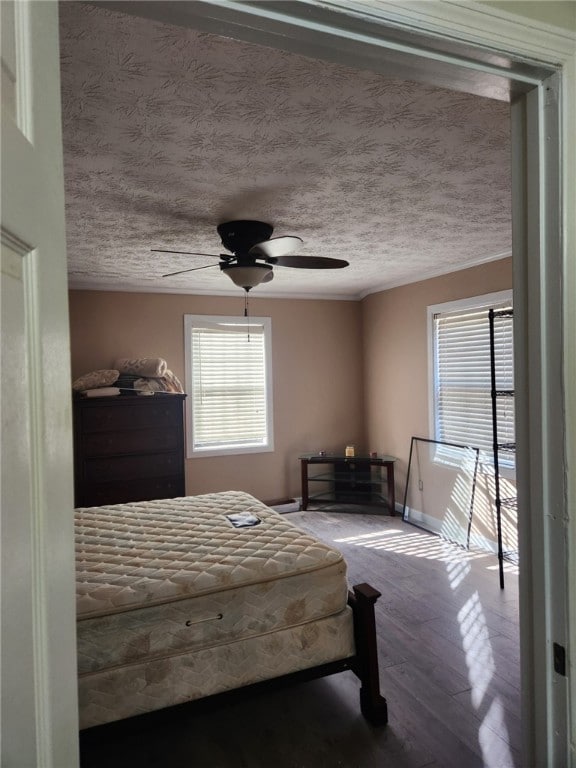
[418,479,424,491]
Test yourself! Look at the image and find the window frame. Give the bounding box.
[184,314,274,458]
[427,289,514,472]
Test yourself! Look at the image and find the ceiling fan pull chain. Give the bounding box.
[244,291,251,342]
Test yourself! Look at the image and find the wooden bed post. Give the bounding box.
[349,583,388,726]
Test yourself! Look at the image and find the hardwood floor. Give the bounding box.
[80,509,521,768]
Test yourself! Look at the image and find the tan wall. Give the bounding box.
[361,257,513,507]
[68,291,365,502]
[69,257,512,510]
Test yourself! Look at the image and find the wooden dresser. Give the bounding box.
[73,394,186,507]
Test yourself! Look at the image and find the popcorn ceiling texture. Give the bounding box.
[59,2,511,298]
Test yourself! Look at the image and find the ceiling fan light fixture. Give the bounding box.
[221,263,272,290]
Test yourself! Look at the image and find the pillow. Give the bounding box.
[72,369,119,392]
[114,357,167,377]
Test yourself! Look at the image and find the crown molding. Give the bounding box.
[314,0,576,62]
[69,248,512,301]
[359,248,513,298]
[67,280,360,301]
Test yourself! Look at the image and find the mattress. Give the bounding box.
[76,492,349,690]
[79,606,355,729]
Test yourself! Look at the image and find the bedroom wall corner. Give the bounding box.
[67,290,365,502]
[361,257,513,509]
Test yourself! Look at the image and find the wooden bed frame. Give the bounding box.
[80,582,387,733]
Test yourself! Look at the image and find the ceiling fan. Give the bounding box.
[153,220,349,292]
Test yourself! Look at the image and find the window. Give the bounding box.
[184,315,274,457]
[428,291,514,462]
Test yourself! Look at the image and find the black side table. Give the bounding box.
[299,453,397,514]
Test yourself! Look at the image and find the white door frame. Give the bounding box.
[100,1,575,763]
[46,0,569,763]
[1,1,79,766]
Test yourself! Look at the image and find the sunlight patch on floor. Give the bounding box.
[457,592,495,708]
[445,556,471,589]
[333,517,518,766]
[451,576,515,765]
[479,698,516,768]
[334,528,489,565]
[334,526,519,577]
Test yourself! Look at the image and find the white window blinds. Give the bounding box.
[185,316,273,456]
[433,302,514,454]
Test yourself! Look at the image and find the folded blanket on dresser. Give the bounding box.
[82,387,121,397]
[134,370,184,394]
[114,357,167,377]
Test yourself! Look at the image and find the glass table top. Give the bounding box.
[299,452,397,462]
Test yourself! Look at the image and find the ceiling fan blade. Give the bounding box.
[271,255,349,269]
[249,236,303,259]
[162,263,219,278]
[152,249,219,257]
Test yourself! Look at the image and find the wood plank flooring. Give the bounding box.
[80,509,521,768]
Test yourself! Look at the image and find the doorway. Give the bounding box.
[75,1,570,764]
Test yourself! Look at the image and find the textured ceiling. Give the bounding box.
[59,2,511,299]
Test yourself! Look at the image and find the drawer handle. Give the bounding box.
[185,613,223,627]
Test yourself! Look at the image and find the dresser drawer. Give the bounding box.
[81,428,180,457]
[82,452,182,483]
[76,476,185,508]
[80,399,182,432]
[73,394,186,507]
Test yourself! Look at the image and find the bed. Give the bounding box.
[75,491,387,730]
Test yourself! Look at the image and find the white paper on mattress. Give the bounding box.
[78,605,355,729]
[75,492,349,675]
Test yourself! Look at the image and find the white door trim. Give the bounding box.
[317,0,576,60]
[59,0,576,762]
[1,2,79,766]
